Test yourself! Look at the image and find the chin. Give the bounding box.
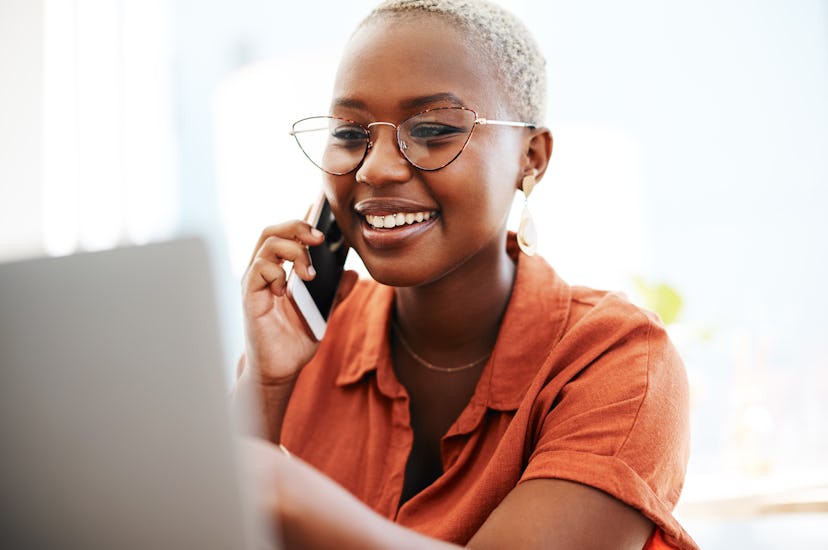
[361,262,422,288]
[360,252,469,289]
[357,252,437,288]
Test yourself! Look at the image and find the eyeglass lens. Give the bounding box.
[291,108,478,175]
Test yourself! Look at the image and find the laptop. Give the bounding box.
[0,239,277,549]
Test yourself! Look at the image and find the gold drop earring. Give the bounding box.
[517,172,538,256]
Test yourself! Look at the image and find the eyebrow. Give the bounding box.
[331,92,466,113]
[400,92,465,110]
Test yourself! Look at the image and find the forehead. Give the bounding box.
[332,15,504,116]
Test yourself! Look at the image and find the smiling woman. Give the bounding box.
[231,1,697,549]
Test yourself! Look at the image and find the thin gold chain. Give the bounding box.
[391,321,491,374]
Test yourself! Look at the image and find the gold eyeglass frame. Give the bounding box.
[289,106,536,175]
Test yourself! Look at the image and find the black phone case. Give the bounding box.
[305,199,349,320]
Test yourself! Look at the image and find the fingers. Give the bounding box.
[244,221,326,297]
[257,236,316,279]
[247,220,325,268]
[247,257,288,296]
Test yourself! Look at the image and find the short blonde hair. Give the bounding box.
[360,0,547,124]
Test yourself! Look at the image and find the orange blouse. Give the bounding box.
[280,239,698,549]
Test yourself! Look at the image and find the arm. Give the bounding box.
[242,439,653,550]
[468,479,653,549]
[231,354,298,443]
[230,221,357,443]
[243,438,460,550]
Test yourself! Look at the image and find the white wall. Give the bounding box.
[0,0,44,261]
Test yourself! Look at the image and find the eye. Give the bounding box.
[331,124,368,142]
[408,122,466,140]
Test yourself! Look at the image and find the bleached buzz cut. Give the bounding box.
[359,0,548,125]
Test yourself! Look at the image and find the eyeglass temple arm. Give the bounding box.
[289,128,329,136]
[476,118,537,129]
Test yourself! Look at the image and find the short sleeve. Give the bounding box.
[520,301,693,549]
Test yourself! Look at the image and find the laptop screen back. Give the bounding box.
[0,239,272,549]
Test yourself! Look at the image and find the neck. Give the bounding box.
[393,235,516,361]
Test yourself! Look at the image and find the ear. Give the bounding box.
[519,127,553,189]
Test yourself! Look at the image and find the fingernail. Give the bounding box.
[307,265,316,277]
[311,228,324,239]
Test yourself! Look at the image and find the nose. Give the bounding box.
[354,122,412,186]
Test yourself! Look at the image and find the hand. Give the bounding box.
[240,220,357,383]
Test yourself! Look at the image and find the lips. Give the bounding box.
[353,198,439,249]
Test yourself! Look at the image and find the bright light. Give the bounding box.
[42,0,176,254]
[529,126,650,291]
[122,0,176,245]
[213,51,342,278]
[75,0,123,251]
[43,0,79,256]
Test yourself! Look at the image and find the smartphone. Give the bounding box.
[286,194,349,341]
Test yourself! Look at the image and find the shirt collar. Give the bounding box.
[476,236,572,410]
[333,281,394,388]
[334,234,572,410]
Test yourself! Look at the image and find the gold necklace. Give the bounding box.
[392,321,491,374]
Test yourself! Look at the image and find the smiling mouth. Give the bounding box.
[364,211,438,229]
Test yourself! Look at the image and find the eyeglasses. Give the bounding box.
[289,107,536,175]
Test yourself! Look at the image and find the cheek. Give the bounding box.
[441,138,521,220]
[322,176,353,221]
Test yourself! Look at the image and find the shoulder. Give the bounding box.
[518,278,694,547]
[549,283,688,449]
[562,283,679,381]
[524,252,674,373]
[513,252,665,351]
[497,253,683,409]
[570,283,660,331]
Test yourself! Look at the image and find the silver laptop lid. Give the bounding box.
[0,239,274,550]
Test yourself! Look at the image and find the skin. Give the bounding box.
[235,13,654,549]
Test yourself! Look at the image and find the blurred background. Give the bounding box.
[1,0,826,547]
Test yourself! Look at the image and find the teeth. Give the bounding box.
[364,211,437,229]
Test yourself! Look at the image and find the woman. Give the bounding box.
[234,1,697,548]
